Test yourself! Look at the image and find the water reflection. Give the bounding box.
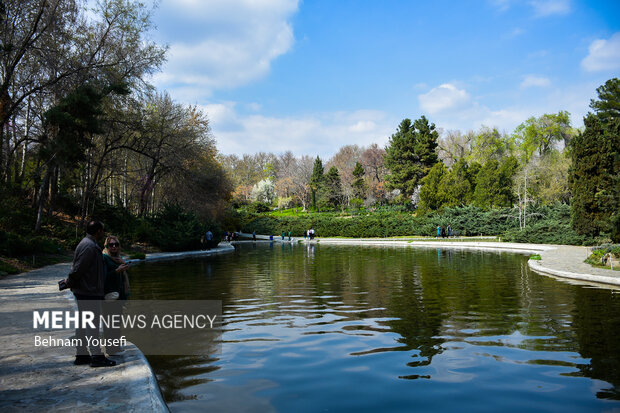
[129,244,620,411]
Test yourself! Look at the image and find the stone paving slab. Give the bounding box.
[0,245,234,412]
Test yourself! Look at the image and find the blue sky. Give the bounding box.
[147,0,620,158]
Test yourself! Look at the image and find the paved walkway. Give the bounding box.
[528,245,620,288]
[0,245,234,412]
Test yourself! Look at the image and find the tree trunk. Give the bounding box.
[35,167,52,232]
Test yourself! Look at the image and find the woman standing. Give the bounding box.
[103,236,130,300]
[102,236,130,355]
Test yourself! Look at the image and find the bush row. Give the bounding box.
[241,204,593,245]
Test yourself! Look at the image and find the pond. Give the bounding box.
[129,243,620,412]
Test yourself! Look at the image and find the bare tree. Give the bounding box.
[361,143,386,183]
[291,155,314,211]
[437,130,473,167]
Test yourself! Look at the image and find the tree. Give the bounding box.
[327,144,363,205]
[441,159,474,207]
[513,111,574,161]
[251,178,275,204]
[291,155,314,211]
[0,0,165,185]
[570,79,620,241]
[351,161,367,199]
[384,116,439,198]
[320,166,343,210]
[310,156,324,210]
[437,130,473,167]
[589,78,620,120]
[361,143,386,183]
[570,113,619,241]
[467,126,513,164]
[418,162,447,212]
[472,157,518,209]
[35,84,107,230]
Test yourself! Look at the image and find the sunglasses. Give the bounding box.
[107,242,120,247]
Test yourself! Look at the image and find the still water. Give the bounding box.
[129,243,620,412]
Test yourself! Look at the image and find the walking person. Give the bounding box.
[65,220,116,367]
[436,225,441,238]
[102,235,130,355]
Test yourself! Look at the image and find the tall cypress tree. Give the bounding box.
[310,156,324,210]
[352,161,367,199]
[569,114,619,241]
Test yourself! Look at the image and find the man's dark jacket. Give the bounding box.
[68,235,105,296]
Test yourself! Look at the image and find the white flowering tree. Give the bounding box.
[251,178,276,204]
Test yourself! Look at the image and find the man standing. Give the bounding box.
[66,220,116,367]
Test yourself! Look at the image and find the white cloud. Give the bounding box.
[415,80,595,135]
[489,0,571,17]
[528,0,571,17]
[488,0,511,12]
[152,0,299,98]
[520,75,551,88]
[200,106,393,158]
[348,121,377,133]
[508,27,525,38]
[581,32,620,72]
[418,84,471,115]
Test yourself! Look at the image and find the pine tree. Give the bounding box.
[384,116,439,198]
[321,166,343,209]
[589,78,620,120]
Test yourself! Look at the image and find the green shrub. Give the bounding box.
[0,260,20,274]
[350,198,364,211]
[502,221,587,245]
[240,204,596,245]
[0,230,62,256]
[146,203,203,252]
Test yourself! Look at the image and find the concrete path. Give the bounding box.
[528,245,620,288]
[0,244,234,412]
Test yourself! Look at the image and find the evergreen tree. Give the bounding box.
[589,78,620,120]
[472,157,518,209]
[570,79,620,241]
[352,161,367,199]
[418,162,447,212]
[321,166,344,210]
[570,113,619,241]
[310,156,324,210]
[384,116,439,198]
[442,159,474,207]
